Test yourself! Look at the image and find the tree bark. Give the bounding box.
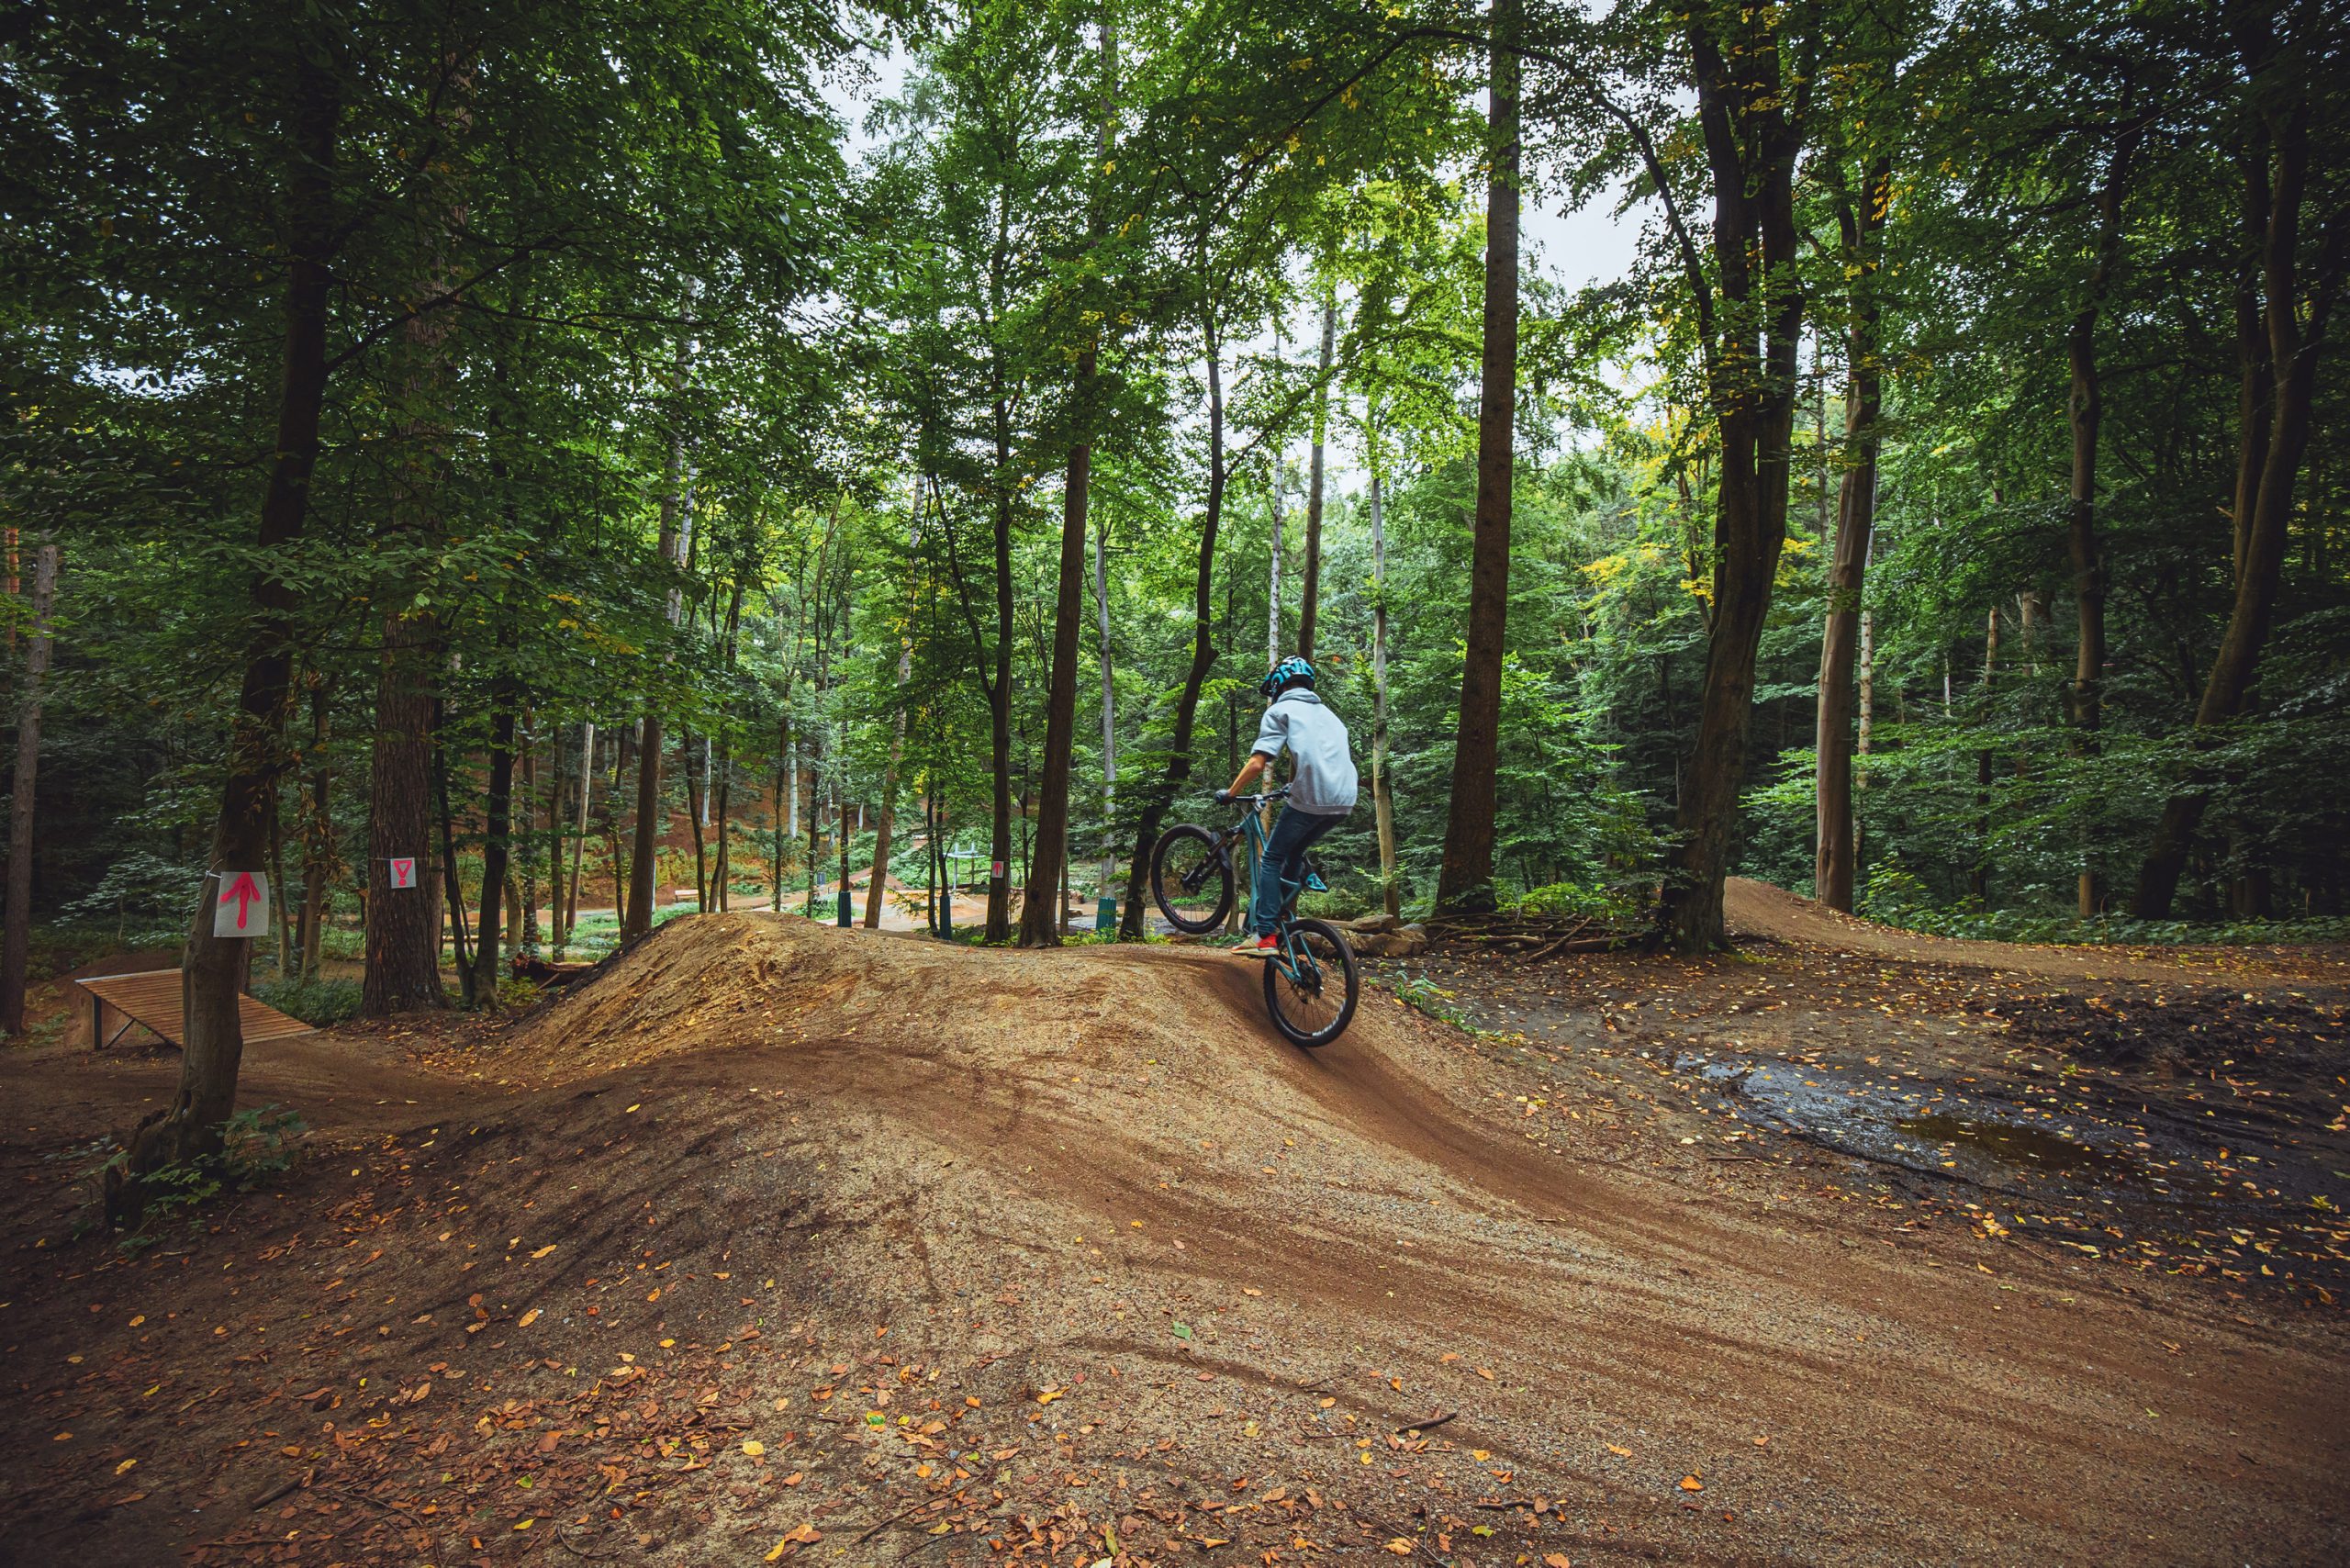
[2063,103,2140,917]
[1297,290,1337,662]
[1019,350,1096,946]
[563,720,591,951]
[1120,307,1228,938]
[1435,0,1520,914]
[1094,465,1119,912]
[986,381,1016,941]
[0,540,59,1036]
[2133,65,2340,916]
[1368,470,1400,920]
[627,343,693,939]
[115,52,340,1213]
[1656,6,1807,953]
[1813,160,1887,913]
[434,721,472,999]
[297,676,334,980]
[468,673,517,1002]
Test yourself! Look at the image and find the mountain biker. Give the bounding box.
[1214,655,1359,956]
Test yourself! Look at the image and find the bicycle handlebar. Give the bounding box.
[1215,785,1292,807]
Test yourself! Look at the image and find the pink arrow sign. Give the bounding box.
[211,871,270,938]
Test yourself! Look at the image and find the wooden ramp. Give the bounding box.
[73,969,315,1050]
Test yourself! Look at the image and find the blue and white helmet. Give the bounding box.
[1259,655,1316,698]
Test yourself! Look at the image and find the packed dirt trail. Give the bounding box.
[2,907,2344,1566]
[1723,875,2342,985]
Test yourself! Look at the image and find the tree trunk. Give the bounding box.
[1269,319,1285,670]
[1973,606,1999,904]
[434,710,475,1004]
[297,677,334,980]
[1120,307,1229,938]
[1297,290,1337,662]
[1093,470,1119,913]
[683,727,708,907]
[1019,347,1097,946]
[867,632,913,929]
[267,778,291,975]
[985,383,1016,942]
[520,734,542,953]
[563,720,592,951]
[0,540,59,1036]
[364,598,443,1012]
[119,49,340,1218]
[1435,0,1519,914]
[1655,8,1807,953]
[468,678,517,1002]
[2133,70,2338,917]
[626,350,692,939]
[1813,161,1887,913]
[2063,108,2140,917]
[1368,471,1400,920]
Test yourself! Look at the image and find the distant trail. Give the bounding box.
[1722,876,2347,988]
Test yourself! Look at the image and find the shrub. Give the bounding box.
[251,975,363,1026]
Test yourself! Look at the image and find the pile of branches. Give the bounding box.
[1418,910,1639,962]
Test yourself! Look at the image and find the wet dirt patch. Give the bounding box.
[1992,988,2345,1078]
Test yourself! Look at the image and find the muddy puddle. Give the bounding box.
[1677,1052,2154,1194]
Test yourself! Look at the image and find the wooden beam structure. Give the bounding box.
[73,969,314,1051]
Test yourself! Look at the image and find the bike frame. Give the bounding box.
[1215,792,1325,991]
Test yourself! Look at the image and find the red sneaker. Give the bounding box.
[1231,934,1279,958]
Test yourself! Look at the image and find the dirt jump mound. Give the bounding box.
[3,913,2344,1566]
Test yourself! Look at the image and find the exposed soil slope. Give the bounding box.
[2,912,2344,1567]
[1724,875,2344,985]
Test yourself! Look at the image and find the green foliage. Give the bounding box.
[250,976,363,1027]
[95,1106,307,1252]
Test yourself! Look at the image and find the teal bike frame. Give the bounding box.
[1222,790,1327,990]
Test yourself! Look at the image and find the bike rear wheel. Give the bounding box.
[1263,918,1359,1047]
[1149,823,1234,934]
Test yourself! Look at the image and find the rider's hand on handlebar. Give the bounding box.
[1212,788,1233,806]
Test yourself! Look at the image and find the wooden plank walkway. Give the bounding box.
[73,969,315,1050]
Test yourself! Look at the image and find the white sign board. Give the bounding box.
[213,871,270,939]
[387,857,418,890]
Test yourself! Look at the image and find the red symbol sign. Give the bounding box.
[211,871,270,938]
[388,857,417,890]
[991,860,1005,879]
[222,873,261,929]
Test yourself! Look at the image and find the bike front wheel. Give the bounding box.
[1263,918,1360,1047]
[1149,823,1234,934]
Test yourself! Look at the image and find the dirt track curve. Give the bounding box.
[1724,874,2340,986]
[2,908,2344,1566]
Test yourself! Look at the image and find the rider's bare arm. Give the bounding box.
[1225,750,1275,798]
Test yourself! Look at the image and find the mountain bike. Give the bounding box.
[1148,787,1360,1048]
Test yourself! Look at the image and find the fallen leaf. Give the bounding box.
[743,1440,766,1457]
[1384,1539,1415,1554]
[1606,1444,1630,1458]
[518,1309,541,1328]
[531,1245,556,1260]
[1680,1475,1704,1492]
[763,1521,821,1560]
[1545,1555,1572,1567]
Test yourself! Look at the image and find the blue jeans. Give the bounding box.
[1250,807,1346,935]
